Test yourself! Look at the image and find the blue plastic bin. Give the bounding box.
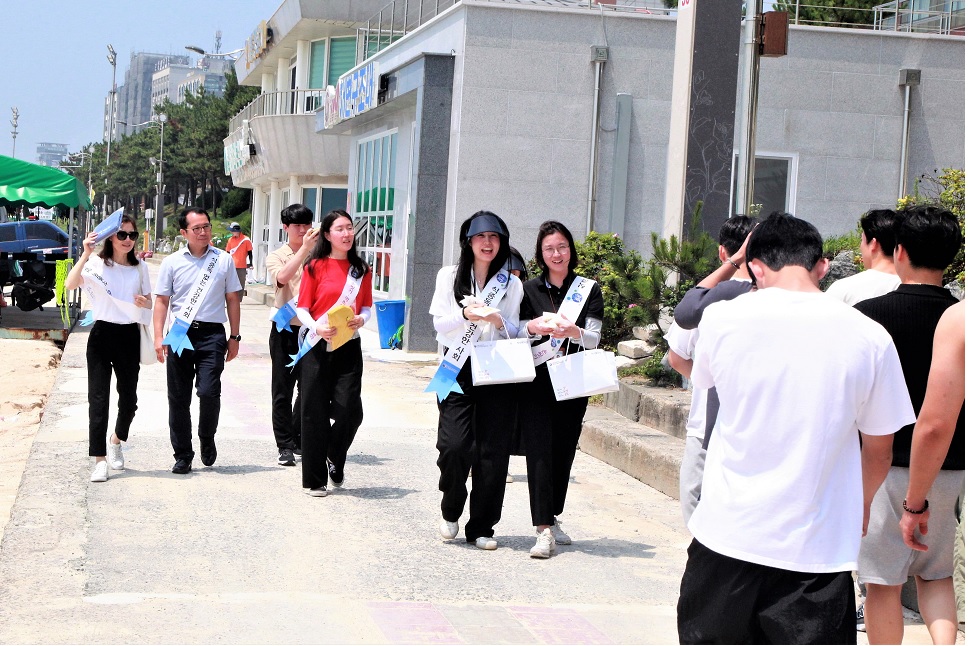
[375,299,406,349]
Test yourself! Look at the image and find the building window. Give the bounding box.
[328,37,356,85]
[309,39,327,89]
[731,153,797,216]
[354,132,397,294]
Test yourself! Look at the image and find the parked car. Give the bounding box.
[0,220,78,256]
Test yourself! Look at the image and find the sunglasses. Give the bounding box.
[115,230,138,241]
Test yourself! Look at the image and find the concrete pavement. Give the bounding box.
[0,263,692,644]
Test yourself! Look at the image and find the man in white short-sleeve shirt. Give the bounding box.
[153,208,242,475]
[677,213,915,645]
[825,209,900,306]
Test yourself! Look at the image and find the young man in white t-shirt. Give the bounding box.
[666,215,756,526]
[676,213,915,644]
[825,209,900,305]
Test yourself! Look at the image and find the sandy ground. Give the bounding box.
[0,338,62,535]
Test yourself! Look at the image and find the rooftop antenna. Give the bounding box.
[9,106,19,158]
[215,30,222,54]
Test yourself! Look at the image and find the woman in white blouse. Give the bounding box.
[66,215,152,483]
[428,211,523,550]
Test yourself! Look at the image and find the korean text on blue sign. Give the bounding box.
[338,62,379,121]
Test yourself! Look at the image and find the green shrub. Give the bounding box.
[221,188,251,219]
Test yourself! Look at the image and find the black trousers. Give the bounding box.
[300,337,364,489]
[436,362,515,541]
[520,364,587,527]
[166,325,226,462]
[87,320,141,457]
[677,539,856,645]
[269,325,301,451]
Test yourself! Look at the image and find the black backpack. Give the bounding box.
[11,281,55,312]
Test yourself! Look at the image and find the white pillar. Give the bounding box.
[288,175,300,208]
[295,40,309,89]
[662,0,698,240]
[276,57,289,115]
[261,72,275,94]
[251,186,269,283]
[268,181,282,253]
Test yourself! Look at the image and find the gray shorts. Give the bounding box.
[679,435,706,527]
[858,466,965,586]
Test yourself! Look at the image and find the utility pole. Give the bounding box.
[735,0,764,216]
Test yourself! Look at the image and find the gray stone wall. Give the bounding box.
[457,6,676,257]
[755,26,965,235]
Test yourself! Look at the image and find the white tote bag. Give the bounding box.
[139,324,157,365]
[470,322,536,386]
[546,348,619,401]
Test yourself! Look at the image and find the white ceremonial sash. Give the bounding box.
[530,277,595,366]
[425,269,511,402]
[288,267,363,366]
[79,262,151,326]
[163,248,223,356]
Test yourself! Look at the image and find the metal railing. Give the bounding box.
[873,0,965,34]
[782,1,964,35]
[228,88,326,134]
[355,0,673,64]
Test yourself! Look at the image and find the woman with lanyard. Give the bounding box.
[295,210,373,497]
[429,211,523,550]
[519,220,604,558]
[65,215,152,483]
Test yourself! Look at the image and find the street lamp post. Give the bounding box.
[10,107,19,158]
[105,44,118,220]
[122,115,167,251]
[153,114,167,252]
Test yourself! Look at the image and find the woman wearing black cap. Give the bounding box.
[519,220,604,559]
[428,210,523,550]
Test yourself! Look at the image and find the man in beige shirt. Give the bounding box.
[266,204,319,466]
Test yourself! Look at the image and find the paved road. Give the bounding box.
[0,268,691,644]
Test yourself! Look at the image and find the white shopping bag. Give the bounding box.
[546,349,619,401]
[471,337,536,386]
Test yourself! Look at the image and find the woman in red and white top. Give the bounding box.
[296,210,373,496]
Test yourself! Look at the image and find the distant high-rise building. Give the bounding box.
[36,142,69,167]
[103,52,189,140]
[153,55,231,107]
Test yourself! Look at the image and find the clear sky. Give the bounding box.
[0,0,273,162]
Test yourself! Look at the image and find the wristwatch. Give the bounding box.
[229,334,242,342]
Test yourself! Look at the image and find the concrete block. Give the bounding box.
[637,386,691,440]
[825,158,898,204]
[617,339,657,359]
[632,326,656,341]
[580,406,684,501]
[508,91,590,139]
[758,69,832,112]
[614,355,647,370]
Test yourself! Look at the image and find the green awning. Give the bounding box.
[0,154,92,210]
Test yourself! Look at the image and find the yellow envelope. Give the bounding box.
[327,304,355,350]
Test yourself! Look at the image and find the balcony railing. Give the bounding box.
[782,1,964,35]
[873,0,965,34]
[229,89,326,134]
[355,0,673,64]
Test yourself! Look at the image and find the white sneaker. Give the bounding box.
[90,461,109,483]
[530,528,556,559]
[107,441,124,470]
[475,536,498,550]
[552,517,572,545]
[439,519,459,540]
[305,486,328,497]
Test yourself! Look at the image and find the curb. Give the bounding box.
[580,381,692,500]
